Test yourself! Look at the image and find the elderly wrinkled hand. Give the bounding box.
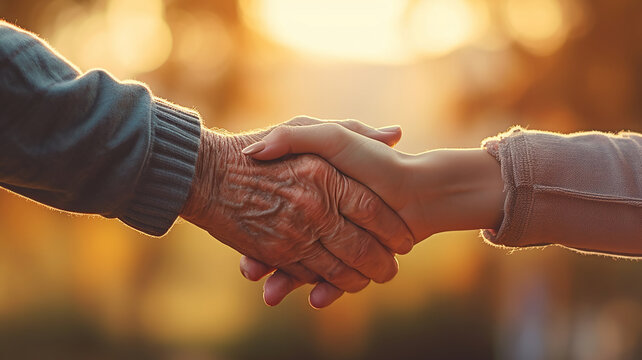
[180,118,414,307]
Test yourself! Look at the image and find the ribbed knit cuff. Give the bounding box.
[119,98,201,236]
[480,126,534,247]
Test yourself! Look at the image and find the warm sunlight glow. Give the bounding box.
[407,0,487,57]
[51,0,172,78]
[106,0,173,74]
[240,0,410,63]
[171,11,234,84]
[2,1,637,357]
[503,0,567,56]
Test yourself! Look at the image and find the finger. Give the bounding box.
[284,115,324,127]
[301,247,370,293]
[263,270,306,306]
[284,116,402,147]
[263,273,345,308]
[324,120,401,147]
[309,282,345,309]
[244,123,391,161]
[243,123,403,162]
[338,178,414,254]
[375,125,402,147]
[262,261,325,306]
[328,120,401,147]
[280,262,321,284]
[243,124,406,202]
[240,254,321,284]
[240,256,275,281]
[252,262,320,306]
[319,218,399,283]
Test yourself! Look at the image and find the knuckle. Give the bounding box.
[317,217,342,239]
[322,262,345,283]
[270,125,292,139]
[342,119,360,131]
[287,115,313,126]
[353,193,381,224]
[348,239,372,269]
[300,245,325,263]
[362,193,382,214]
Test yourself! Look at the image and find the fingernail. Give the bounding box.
[378,125,401,133]
[242,141,266,155]
[241,269,250,279]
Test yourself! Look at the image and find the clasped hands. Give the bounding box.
[180,116,505,308]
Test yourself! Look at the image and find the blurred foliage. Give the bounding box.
[0,0,641,359]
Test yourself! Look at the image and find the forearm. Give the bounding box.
[0,21,201,235]
[402,149,505,239]
[408,128,642,256]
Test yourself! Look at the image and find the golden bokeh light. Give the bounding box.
[240,0,501,62]
[239,0,410,63]
[50,0,172,78]
[106,0,173,74]
[502,0,568,56]
[407,0,488,58]
[5,0,642,358]
[169,11,234,85]
[137,226,256,344]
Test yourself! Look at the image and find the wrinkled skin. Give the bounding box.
[180,125,414,294]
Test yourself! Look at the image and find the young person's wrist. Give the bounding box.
[406,149,505,239]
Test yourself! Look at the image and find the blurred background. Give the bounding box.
[1,0,642,359]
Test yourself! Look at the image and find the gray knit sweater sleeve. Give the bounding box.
[0,21,201,236]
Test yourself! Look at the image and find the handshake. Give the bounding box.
[180,116,506,308]
[5,21,638,311]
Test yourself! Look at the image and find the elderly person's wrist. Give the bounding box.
[180,128,272,221]
[181,128,224,221]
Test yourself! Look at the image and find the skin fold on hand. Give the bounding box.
[180,118,415,307]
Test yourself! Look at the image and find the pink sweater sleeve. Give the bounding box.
[481,127,642,256]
